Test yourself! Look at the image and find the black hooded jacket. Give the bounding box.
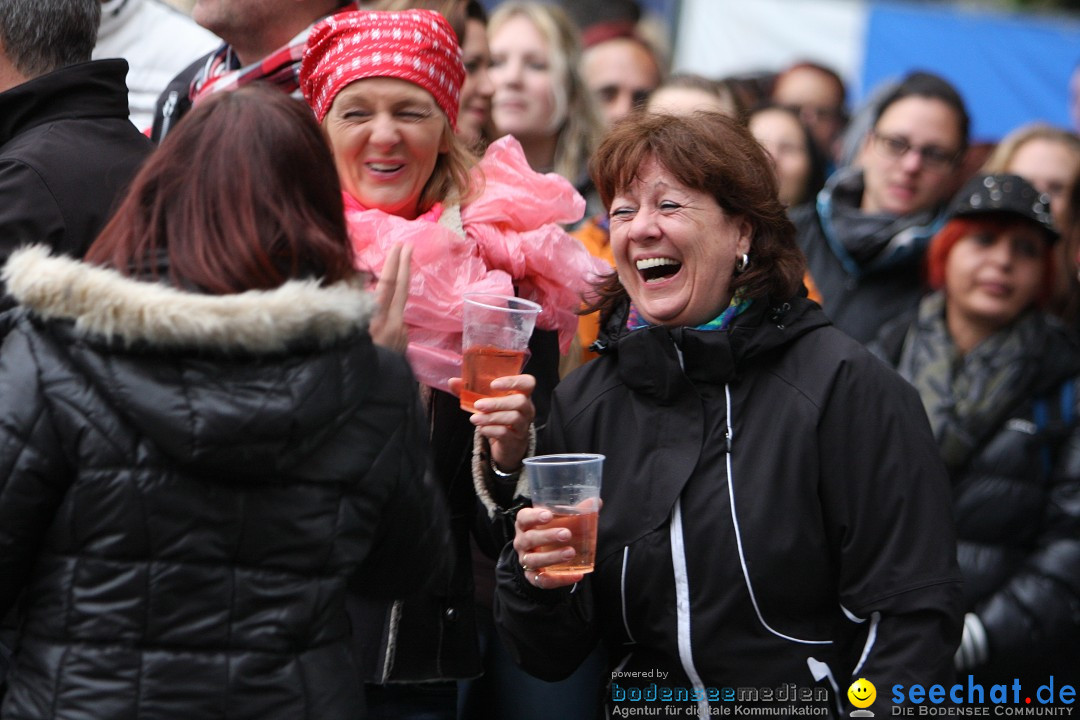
[0,247,452,720]
[790,169,945,344]
[495,295,963,717]
[0,60,151,306]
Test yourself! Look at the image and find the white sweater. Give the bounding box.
[94,0,221,133]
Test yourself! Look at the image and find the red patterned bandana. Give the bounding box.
[300,9,465,129]
[190,3,359,104]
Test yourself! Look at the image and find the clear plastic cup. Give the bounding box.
[524,453,605,576]
[460,292,541,413]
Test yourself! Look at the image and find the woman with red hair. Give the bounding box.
[873,172,1080,687]
[0,84,451,719]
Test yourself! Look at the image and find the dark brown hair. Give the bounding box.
[587,110,805,316]
[747,102,828,206]
[874,71,969,155]
[86,85,358,294]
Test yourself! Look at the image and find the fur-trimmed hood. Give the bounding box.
[1,246,390,481]
[3,245,375,351]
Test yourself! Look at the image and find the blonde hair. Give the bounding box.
[488,1,602,184]
[984,124,1080,327]
[419,117,480,214]
[369,0,467,46]
[982,122,1080,173]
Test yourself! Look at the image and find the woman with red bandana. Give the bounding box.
[299,9,606,718]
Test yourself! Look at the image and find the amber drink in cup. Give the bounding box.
[460,292,541,413]
[524,453,604,576]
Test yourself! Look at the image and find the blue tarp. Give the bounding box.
[861,2,1080,142]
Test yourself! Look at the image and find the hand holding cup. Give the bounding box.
[515,454,604,588]
[459,293,540,413]
[514,506,585,589]
[449,374,536,473]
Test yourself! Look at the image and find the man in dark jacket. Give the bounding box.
[791,72,969,343]
[150,0,357,142]
[0,0,152,307]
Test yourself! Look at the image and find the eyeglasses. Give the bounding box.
[871,131,962,171]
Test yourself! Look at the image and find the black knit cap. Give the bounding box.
[946,172,1059,244]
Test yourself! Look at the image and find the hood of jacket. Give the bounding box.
[0,60,132,145]
[3,246,381,481]
[592,294,831,402]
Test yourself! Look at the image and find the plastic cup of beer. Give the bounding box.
[523,453,604,577]
[460,292,541,413]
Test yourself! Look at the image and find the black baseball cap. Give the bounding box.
[946,172,1059,243]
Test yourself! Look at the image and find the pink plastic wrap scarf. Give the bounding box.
[344,135,609,392]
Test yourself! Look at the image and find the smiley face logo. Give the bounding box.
[848,677,876,709]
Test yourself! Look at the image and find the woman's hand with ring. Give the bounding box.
[513,506,583,589]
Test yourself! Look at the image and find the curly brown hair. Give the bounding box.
[587,110,805,318]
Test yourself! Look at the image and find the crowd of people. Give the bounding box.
[0,0,1079,719]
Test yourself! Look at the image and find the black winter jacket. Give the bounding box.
[874,305,1080,686]
[790,170,945,344]
[495,297,963,717]
[149,53,204,143]
[345,201,563,685]
[0,60,151,306]
[0,247,452,720]
[350,327,559,684]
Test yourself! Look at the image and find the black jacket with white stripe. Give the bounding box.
[495,296,962,717]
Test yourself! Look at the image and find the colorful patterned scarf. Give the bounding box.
[190,3,358,104]
[626,294,752,332]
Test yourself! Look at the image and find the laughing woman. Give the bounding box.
[493,112,964,718]
[299,9,606,718]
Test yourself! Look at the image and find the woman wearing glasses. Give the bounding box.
[790,71,970,343]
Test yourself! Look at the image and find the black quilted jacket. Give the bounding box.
[0,247,452,720]
[874,305,1080,685]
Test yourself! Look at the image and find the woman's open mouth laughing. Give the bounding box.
[637,257,682,284]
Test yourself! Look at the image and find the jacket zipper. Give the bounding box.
[159,90,179,140]
[619,546,636,644]
[723,383,832,646]
[378,600,402,683]
[670,498,709,719]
